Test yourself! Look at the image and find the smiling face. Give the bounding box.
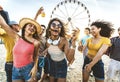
[91,25,101,37]
[46,18,66,38]
[84,28,90,35]
[50,20,62,36]
[25,23,37,35]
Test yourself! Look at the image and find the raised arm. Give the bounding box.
[64,38,75,64]
[0,15,18,39]
[34,7,44,20]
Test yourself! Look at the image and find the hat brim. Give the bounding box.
[19,18,41,33]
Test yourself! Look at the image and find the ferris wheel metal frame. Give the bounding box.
[50,0,91,32]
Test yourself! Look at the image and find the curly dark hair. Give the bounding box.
[45,18,66,38]
[91,20,113,38]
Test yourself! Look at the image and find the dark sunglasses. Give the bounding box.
[51,23,62,28]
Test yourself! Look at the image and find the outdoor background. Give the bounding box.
[0,0,120,82]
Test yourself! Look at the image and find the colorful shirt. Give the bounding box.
[13,38,34,68]
[87,37,110,57]
[81,35,91,46]
[0,28,15,62]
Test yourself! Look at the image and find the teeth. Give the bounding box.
[54,30,58,32]
[51,29,58,32]
[28,28,35,33]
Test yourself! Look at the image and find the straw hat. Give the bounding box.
[19,18,41,33]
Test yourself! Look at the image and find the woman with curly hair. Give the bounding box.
[45,18,76,82]
[82,20,113,82]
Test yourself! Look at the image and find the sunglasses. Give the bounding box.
[51,23,62,28]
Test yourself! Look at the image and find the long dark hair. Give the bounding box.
[91,20,113,38]
[21,23,39,40]
[45,18,66,38]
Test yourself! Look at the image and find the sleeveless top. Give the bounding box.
[48,45,65,61]
[13,38,34,68]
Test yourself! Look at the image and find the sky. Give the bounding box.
[0,0,120,36]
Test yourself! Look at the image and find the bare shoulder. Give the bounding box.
[34,39,40,46]
[60,37,67,41]
[59,37,68,46]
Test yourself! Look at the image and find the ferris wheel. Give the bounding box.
[50,0,91,32]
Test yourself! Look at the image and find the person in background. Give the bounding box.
[82,20,112,82]
[0,15,41,82]
[106,27,120,82]
[37,24,49,82]
[78,27,93,77]
[67,28,80,71]
[0,21,20,82]
[78,27,91,59]
[0,5,10,44]
[0,5,19,82]
[110,28,115,38]
[9,21,20,32]
[45,18,76,82]
[38,24,50,82]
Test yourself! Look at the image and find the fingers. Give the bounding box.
[29,71,32,77]
[85,65,91,73]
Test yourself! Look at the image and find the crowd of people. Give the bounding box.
[0,5,120,82]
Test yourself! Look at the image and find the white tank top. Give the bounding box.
[48,45,65,61]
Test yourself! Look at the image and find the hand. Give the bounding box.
[68,57,75,65]
[34,7,44,20]
[71,28,80,42]
[39,48,48,56]
[85,64,92,73]
[78,45,83,52]
[29,66,37,79]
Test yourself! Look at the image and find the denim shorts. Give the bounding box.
[37,56,45,80]
[36,66,42,80]
[12,62,34,81]
[37,56,50,80]
[83,56,104,80]
[38,56,45,67]
[49,58,67,78]
[44,57,50,74]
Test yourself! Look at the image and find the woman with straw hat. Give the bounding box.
[0,15,41,82]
